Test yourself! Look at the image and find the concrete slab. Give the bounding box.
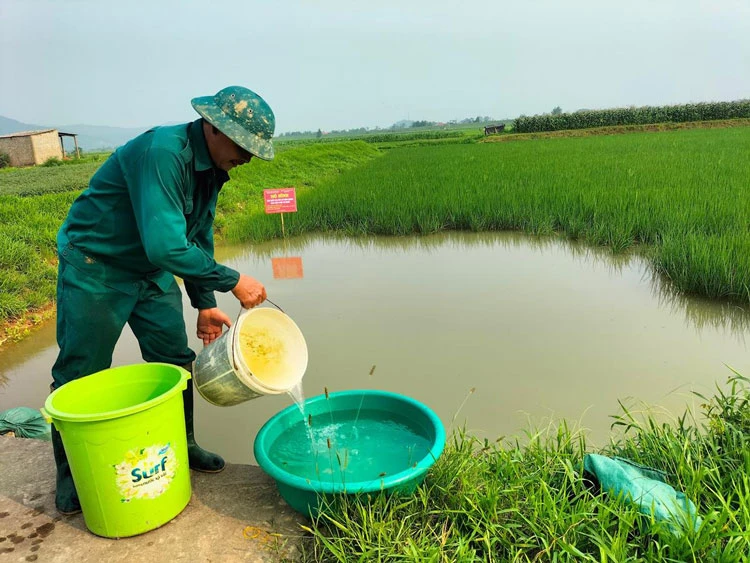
[0,436,307,562]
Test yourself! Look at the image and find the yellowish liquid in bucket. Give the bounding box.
[238,324,286,385]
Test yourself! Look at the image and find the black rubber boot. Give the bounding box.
[182,366,225,473]
[51,426,81,515]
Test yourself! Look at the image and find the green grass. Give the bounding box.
[276,130,466,146]
[0,192,76,318]
[228,126,750,303]
[300,373,750,562]
[0,160,103,196]
[275,129,484,152]
[0,142,379,326]
[0,156,110,322]
[217,141,380,242]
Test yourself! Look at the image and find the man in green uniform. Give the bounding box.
[51,86,275,515]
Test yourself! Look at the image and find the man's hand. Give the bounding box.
[196,308,232,346]
[231,274,267,309]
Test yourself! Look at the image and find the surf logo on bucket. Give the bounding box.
[114,444,177,501]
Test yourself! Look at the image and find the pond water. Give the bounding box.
[268,415,433,484]
[1,232,749,463]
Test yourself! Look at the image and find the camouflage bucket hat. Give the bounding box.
[191,86,275,161]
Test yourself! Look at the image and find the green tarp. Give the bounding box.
[0,407,51,440]
[584,453,702,535]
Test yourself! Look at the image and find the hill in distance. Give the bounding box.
[0,115,153,151]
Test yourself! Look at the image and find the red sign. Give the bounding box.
[271,257,304,279]
[263,188,297,214]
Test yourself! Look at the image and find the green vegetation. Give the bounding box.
[217,141,380,241]
[0,142,379,331]
[356,130,469,144]
[275,129,474,150]
[57,151,111,165]
[485,119,750,143]
[301,374,750,561]
[278,117,501,141]
[0,153,113,330]
[515,100,750,133]
[232,126,750,303]
[0,191,76,319]
[0,152,10,169]
[3,123,750,333]
[0,160,102,196]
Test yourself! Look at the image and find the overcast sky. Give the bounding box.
[1,0,748,133]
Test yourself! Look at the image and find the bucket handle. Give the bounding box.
[231,299,286,370]
[265,298,285,314]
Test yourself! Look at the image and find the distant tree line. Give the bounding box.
[514,100,750,134]
[278,115,500,139]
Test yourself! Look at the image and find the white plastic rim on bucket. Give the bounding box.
[232,307,308,394]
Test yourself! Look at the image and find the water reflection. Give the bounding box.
[229,231,642,269]
[650,276,750,342]
[222,231,750,339]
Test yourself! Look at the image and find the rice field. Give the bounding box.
[236,126,750,303]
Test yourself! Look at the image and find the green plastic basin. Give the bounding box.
[254,390,446,516]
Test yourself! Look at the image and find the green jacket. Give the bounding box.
[58,118,240,309]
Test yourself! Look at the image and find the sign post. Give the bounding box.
[263,187,303,278]
[263,187,297,238]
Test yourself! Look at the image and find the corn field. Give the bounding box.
[514,100,750,133]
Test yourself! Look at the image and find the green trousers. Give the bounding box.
[51,256,195,389]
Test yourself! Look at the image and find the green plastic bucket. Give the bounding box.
[41,363,191,538]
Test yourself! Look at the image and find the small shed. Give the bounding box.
[483,124,506,136]
[0,129,64,166]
